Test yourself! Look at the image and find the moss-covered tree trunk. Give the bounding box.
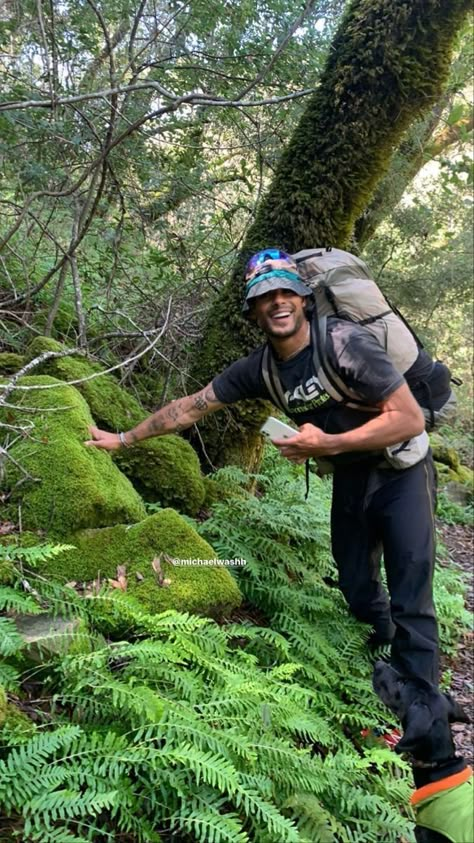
[190,0,470,469]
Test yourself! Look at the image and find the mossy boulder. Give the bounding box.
[26,339,206,515]
[35,510,242,619]
[430,433,473,490]
[26,337,144,430]
[114,437,205,516]
[0,352,25,375]
[0,375,146,535]
[430,433,460,471]
[26,336,65,357]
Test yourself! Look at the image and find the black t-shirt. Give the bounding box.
[212,318,406,464]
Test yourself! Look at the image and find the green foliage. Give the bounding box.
[437,492,473,526]
[1,454,471,842]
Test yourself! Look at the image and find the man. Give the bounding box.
[86,248,439,685]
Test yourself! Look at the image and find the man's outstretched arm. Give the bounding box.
[85,382,225,450]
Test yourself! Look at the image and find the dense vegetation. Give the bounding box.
[0,0,472,840]
[0,451,471,842]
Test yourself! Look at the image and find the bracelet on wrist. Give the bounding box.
[118,431,131,448]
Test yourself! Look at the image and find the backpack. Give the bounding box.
[286,247,458,431]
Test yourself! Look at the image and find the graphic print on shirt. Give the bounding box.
[285,374,330,413]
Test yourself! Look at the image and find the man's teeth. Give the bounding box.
[273,312,291,319]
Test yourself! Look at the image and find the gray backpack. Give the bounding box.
[292,247,419,374]
[261,246,458,430]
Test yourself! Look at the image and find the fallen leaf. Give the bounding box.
[135,571,144,582]
[65,581,77,589]
[151,555,163,581]
[114,564,127,591]
[151,555,172,587]
[109,578,127,591]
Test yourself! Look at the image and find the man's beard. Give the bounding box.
[260,308,306,339]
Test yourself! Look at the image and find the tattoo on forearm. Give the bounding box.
[194,395,208,411]
[166,403,181,422]
[149,417,166,435]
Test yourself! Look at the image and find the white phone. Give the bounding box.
[260,416,298,441]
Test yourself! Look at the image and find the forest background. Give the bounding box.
[0,1,473,842]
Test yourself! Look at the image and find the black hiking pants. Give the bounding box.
[331,452,439,684]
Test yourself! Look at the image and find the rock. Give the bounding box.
[0,375,146,534]
[114,437,205,516]
[430,433,460,471]
[26,339,206,516]
[33,510,242,620]
[444,481,472,507]
[0,352,25,375]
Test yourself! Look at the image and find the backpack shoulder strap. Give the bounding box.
[311,315,379,412]
[261,344,288,413]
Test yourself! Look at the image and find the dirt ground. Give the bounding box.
[438,521,473,766]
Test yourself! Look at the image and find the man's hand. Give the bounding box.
[273,423,329,463]
[84,426,122,450]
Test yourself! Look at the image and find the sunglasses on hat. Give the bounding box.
[245,248,293,277]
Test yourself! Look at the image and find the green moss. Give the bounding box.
[1,703,36,740]
[0,352,25,375]
[25,341,207,514]
[456,464,474,487]
[26,336,65,356]
[35,510,242,619]
[114,436,205,516]
[430,433,460,470]
[0,376,146,535]
[27,339,144,430]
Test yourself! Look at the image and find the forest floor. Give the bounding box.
[438,520,473,766]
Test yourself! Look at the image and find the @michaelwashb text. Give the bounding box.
[172,558,246,567]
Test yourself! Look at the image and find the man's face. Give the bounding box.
[250,288,307,339]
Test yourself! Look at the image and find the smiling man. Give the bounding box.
[86,248,440,686]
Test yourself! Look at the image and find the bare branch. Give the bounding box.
[0,80,316,113]
[0,298,173,394]
[236,0,319,99]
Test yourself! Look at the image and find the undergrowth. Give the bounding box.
[0,449,470,843]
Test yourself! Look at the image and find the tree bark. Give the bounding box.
[189,0,471,469]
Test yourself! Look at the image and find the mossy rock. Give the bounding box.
[0,352,25,375]
[26,336,65,356]
[26,338,144,431]
[36,510,242,619]
[434,458,474,491]
[26,339,206,515]
[430,433,460,471]
[0,703,36,740]
[114,437,205,516]
[0,375,146,535]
